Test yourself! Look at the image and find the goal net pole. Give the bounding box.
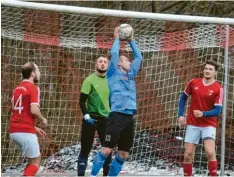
[221,25,229,176]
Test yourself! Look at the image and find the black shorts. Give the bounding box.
[103,112,134,152]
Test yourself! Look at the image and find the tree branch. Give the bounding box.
[160,1,183,13]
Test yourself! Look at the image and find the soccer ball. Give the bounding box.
[118,24,133,40]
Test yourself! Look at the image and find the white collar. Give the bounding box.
[202,78,215,86]
[22,79,34,84]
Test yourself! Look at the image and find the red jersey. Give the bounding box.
[9,80,40,134]
[184,78,223,127]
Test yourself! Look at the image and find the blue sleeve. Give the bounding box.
[129,40,143,76]
[178,92,189,117]
[107,38,120,77]
[203,105,222,117]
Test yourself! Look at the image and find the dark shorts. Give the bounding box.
[103,112,134,152]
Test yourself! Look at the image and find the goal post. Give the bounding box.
[1,0,234,176]
[2,0,234,25]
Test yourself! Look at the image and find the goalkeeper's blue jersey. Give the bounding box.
[107,38,143,115]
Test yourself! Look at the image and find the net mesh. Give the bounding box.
[1,4,234,175]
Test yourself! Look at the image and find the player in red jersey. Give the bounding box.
[9,62,48,176]
[178,60,223,177]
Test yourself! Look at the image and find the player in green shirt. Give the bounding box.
[78,56,112,176]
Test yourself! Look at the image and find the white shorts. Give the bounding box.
[185,125,216,144]
[10,133,40,158]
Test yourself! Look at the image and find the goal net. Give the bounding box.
[1,2,234,176]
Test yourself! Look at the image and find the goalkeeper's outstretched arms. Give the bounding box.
[128,30,143,76]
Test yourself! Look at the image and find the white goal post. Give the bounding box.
[2,0,234,25]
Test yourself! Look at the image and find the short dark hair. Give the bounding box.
[21,62,36,79]
[205,60,219,71]
[96,56,109,64]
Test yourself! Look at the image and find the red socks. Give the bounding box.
[208,161,218,176]
[23,164,39,176]
[183,163,192,176]
[183,161,217,176]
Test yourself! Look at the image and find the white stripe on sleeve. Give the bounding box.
[37,87,40,106]
[218,87,224,105]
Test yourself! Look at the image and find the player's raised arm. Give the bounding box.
[129,30,143,75]
[107,27,120,76]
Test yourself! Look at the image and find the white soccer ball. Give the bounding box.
[118,24,133,40]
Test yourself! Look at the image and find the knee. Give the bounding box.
[102,147,112,156]
[206,150,216,160]
[184,151,193,163]
[35,155,41,162]
[118,151,129,160]
[30,155,41,166]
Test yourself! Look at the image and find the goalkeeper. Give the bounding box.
[78,56,112,176]
[91,27,143,176]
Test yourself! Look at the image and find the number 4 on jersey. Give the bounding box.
[11,94,24,114]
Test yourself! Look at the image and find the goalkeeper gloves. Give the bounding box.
[84,114,97,126]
